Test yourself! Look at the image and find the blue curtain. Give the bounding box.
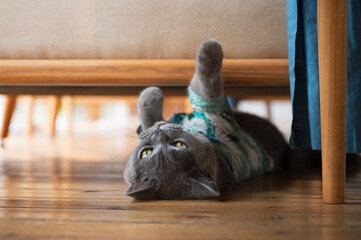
[287,0,361,153]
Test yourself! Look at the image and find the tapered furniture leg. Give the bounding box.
[265,100,272,121]
[318,0,348,204]
[48,96,61,136]
[1,95,17,145]
[26,96,35,135]
[88,102,100,120]
[62,96,74,135]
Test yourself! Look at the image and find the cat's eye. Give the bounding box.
[141,149,153,159]
[174,141,187,148]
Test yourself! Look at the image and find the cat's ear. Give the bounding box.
[124,181,155,200]
[189,177,219,198]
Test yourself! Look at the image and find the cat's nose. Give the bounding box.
[154,121,167,128]
[151,129,168,143]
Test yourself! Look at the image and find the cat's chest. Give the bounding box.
[170,111,275,182]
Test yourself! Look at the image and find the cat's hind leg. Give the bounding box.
[190,39,224,99]
[137,87,164,131]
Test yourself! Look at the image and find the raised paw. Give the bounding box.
[196,39,223,78]
[137,87,164,130]
[190,40,224,99]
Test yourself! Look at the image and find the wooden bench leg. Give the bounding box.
[1,95,17,146]
[318,0,348,204]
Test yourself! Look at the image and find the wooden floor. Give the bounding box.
[0,134,360,240]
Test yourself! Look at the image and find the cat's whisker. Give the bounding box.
[123,133,138,139]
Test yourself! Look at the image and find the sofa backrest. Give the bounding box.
[0,0,287,59]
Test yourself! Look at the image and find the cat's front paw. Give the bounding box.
[190,40,224,99]
[196,39,223,78]
[138,87,163,110]
[138,87,164,130]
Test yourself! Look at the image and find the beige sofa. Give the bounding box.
[0,0,288,92]
[0,0,289,137]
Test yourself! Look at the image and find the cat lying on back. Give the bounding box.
[124,40,289,200]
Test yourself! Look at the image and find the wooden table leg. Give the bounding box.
[318,0,348,204]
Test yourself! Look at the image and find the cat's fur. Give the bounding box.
[124,40,289,200]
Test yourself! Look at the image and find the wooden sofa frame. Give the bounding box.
[0,59,290,141]
[0,59,289,95]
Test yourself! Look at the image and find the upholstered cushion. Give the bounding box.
[0,0,287,59]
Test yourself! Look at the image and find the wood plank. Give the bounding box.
[0,59,289,86]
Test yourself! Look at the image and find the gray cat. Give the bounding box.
[124,40,289,200]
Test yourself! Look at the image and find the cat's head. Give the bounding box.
[124,121,220,200]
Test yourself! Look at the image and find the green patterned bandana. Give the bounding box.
[168,87,275,182]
